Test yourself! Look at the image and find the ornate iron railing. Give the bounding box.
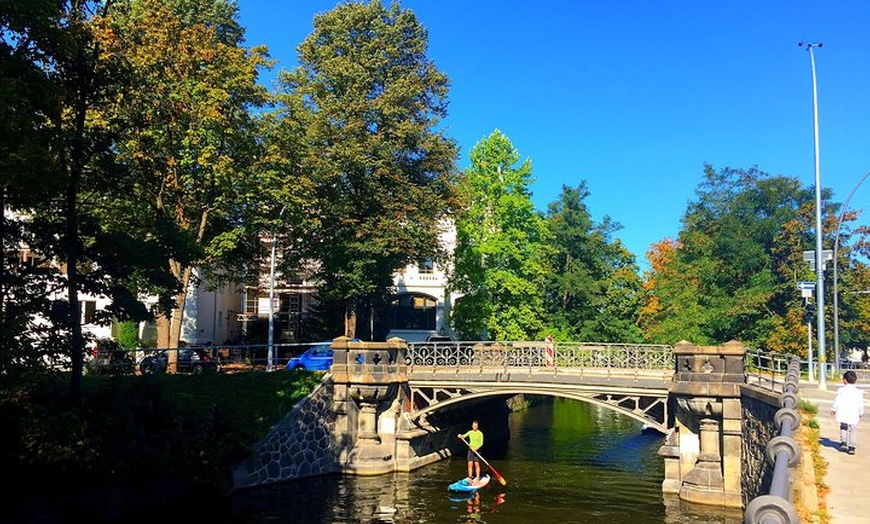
[405,341,673,370]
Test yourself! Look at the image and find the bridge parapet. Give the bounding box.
[406,340,673,371]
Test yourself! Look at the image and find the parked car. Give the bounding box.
[287,338,360,371]
[85,338,135,375]
[138,347,221,375]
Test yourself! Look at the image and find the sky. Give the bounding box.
[236,1,870,268]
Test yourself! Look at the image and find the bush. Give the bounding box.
[118,321,142,348]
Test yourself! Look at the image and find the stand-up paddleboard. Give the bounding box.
[448,474,490,492]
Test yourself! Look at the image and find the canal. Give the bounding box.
[230,397,744,523]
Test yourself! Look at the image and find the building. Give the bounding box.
[8,205,456,347]
[244,222,458,343]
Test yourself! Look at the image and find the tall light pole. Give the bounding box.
[267,235,277,372]
[833,171,870,374]
[799,41,826,389]
[267,206,286,372]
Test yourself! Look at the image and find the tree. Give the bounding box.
[0,0,182,396]
[640,165,830,351]
[832,220,870,353]
[104,0,270,360]
[450,130,551,340]
[543,184,643,342]
[0,0,64,370]
[272,0,459,338]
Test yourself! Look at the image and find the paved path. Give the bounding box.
[800,380,870,523]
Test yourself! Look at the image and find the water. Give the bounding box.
[230,398,743,523]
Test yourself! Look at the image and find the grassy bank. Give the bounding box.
[1,370,321,522]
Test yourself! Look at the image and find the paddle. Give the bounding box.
[458,435,508,486]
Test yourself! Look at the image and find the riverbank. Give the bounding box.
[1,371,320,523]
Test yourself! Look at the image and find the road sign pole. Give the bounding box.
[807,318,814,381]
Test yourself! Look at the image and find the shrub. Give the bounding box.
[117,321,142,348]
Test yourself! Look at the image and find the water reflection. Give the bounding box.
[231,398,743,523]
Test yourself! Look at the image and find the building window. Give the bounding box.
[417,259,434,274]
[392,293,437,331]
[244,288,258,315]
[82,300,97,324]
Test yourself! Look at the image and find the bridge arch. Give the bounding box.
[406,385,670,434]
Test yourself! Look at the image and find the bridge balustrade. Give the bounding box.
[405,340,674,371]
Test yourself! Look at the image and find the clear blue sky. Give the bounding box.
[237,1,870,267]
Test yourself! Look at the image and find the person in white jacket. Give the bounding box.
[831,370,865,455]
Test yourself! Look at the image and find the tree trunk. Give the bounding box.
[163,261,193,373]
[344,301,357,338]
[156,313,170,348]
[153,204,209,372]
[66,175,84,402]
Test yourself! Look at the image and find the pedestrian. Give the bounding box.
[832,369,864,455]
[458,420,484,482]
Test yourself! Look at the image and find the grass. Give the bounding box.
[796,400,830,524]
[144,370,322,438]
[2,368,322,520]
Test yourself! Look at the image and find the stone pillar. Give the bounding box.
[330,337,407,476]
[669,340,745,508]
[358,400,379,443]
[658,428,681,493]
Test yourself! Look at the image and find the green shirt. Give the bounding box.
[460,429,484,450]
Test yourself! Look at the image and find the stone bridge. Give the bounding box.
[234,337,788,513]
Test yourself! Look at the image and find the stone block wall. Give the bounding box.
[233,380,341,489]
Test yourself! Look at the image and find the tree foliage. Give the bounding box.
[638,164,859,354]
[272,0,459,337]
[0,1,184,395]
[450,130,550,340]
[543,184,643,342]
[103,0,270,350]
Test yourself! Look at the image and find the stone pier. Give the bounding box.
[659,340,745,508]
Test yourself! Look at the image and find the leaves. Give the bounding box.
[638,164,870,355]
[543,184,643,343]
[270,0,458,337]
[450,130,550,340]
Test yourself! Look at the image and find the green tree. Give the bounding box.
[832,218,870,354]
[0,1,183,399]
[450,130,551,340]
[104,0,270,356]
[272,0,459,337]
[543,184,643,342]
[0,0,63,370]
[641,165,828,350]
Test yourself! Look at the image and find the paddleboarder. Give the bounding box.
[458,420,484,482]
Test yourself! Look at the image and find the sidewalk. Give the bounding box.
[800,380,870,523]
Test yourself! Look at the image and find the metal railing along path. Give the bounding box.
[743,355,802,524]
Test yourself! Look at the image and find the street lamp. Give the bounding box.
[267,234,277,372]
[833,171,870,374]
[267,206,286,372]
[798,40,826,389]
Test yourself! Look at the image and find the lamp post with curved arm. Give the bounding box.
[799,40,826,389]
[833,171,870,374]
